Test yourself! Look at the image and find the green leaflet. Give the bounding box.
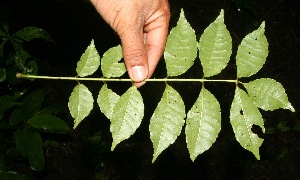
[101,45,126,78]
[243,78,295,112]
[9,89,45,125]
[15,128,44,171]
[186,87,221,161]
[97,84,120,120]
[236,22,268,78]
[110,86,144,150]
[199,9,232,77]
[164,9,198,77]
[76,39,100,77]
[12,27,52,42]
[149,85,186,162]
[230,87,264,160]
[27,114,70,133]
[68,84,94,129]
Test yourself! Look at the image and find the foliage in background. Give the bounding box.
[0,24,70,178]
[0,25,52,83]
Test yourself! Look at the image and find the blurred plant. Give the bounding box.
[0,24,52,84]
[0,23,70,177]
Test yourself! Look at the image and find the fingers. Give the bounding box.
[144,7,170,78]
[91,0,170,88]
[119,29,149,85]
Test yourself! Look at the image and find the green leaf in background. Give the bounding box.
[0,95,21,121]
[12,27,51,42]
[76,39,100,77]
[199,9,232,77]
[164,9,198,77]
[12,40,30,67]
[0,172,29,180]
[37,104,64,115]
[15,128,44,171]
[68,84,94,129]
[0,39,8,57]
[9,89,45,125]
[97,84,120,120]
[149,84,186,162]
[185,87,221,161]
[0,68,5,82]
[236,22,268,78]
[110,86,144,150]
[101,45,126,78]
[27,114,70,133]
[243,78,295,112]
[230,87,264,160]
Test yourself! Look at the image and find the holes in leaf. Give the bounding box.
[251,124,264,139]
[240,110,243,115]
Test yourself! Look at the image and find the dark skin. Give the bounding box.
[91,0,170,87]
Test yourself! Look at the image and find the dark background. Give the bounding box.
[1,0,299,179]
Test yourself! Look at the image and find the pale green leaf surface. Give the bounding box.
[186,87,221,161]
[236,22,268,78]
[149,85,186,162]
[97,84,120,120]
[76,39,100,77]
[244,78,295,112]
[110,86,144,150]
[164,9,198,77]
[101,45,126,78]
[199,9,232,77]
[230,88,265,160]
[68,84,94,129]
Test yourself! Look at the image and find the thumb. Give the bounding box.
[120,30,149,84]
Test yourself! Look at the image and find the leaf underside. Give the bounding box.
[230,88,264,160]
[149,84,186,162]
[186,87,221,161]
[97,84,120,120]
[243,78,295,112]
[164,9,198,77]
[110,86,144,150]
[101,45,126,78]
[236,22,268,78]
[76,39,100,77]
[199,9,232,77]
[68,84,94,129]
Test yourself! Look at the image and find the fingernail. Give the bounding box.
[130,66,147,82]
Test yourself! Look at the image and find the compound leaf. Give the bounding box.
[230,87,264,160]
[76,39,100,77]
[150,84,185,162]
[199,9,232,77]
[97,84,120,120]
[110,86,144,150]
[68,84,94,129]
[15,128,44,171]
[164,9,198,77]
[236,22,268,78]
[243,78,295,112]
[101,45,126,78]
[186,87,221,161]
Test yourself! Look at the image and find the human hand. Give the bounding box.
[90,0,170,87]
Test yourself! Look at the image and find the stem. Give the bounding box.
[16,73,238,83]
